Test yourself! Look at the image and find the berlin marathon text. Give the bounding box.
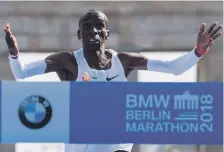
[126,122,213,133]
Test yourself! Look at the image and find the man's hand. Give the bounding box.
[4,23,19,56]
[197,22,222,53]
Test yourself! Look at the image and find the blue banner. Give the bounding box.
[70,82,223,144]
[0,81,223,144]
[0,81,1,143]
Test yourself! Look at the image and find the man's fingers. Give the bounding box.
[199,23,206,35]
[4,28,11,35]
[4,28,10,35]
[6,23,10,28]
[206,22,217,33]
[210,25,222,37]
[212,31,222,40]
[5,23,10,30]
[208,40,215,47]
[4,23,11,35]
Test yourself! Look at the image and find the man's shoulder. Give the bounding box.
[105,49,131,62]
[45,51,76,63]
[117,52,130,60]
[54,51,74,57]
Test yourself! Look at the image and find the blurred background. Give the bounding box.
[0,1,223,152]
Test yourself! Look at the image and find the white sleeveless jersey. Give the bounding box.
[74,48,127,82]
[70,48,133,152]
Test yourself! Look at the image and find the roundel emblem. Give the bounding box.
[82,72,91,82]
[18,95,52,129]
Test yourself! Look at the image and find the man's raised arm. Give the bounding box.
[4,23,66,80]
[119,22,222,75]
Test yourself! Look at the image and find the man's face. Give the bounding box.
[78,12,109,50]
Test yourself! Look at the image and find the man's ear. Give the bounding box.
[77,29,81,40]
[106,30,110,40]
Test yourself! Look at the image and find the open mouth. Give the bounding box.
[88,38,100,43]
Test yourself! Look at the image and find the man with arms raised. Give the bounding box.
[4,9,222,152]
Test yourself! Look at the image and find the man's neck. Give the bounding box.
[83,45,105,57]
[83,46,109,69]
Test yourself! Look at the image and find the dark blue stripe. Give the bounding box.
[69,82,223,144]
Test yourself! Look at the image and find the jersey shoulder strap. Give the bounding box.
[107,49,126,75]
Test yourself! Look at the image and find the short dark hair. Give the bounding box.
[78,9,108,28]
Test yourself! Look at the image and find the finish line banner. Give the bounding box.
[0,81,223,144]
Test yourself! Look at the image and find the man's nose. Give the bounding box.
[90,27,98,35]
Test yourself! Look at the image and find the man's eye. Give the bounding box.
[96,23,104,28]
[83,24,90,28]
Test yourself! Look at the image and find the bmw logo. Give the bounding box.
[18,95,52,129]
